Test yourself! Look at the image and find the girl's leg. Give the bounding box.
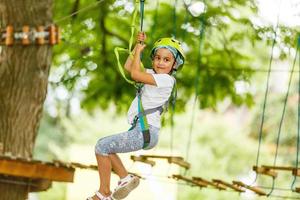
[109,153,128,179]
[96,154,112,197]
[93,125,155,199]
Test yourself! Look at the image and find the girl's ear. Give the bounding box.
[172,61,177,68]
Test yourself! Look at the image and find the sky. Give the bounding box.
[187,0,300,27]
[258,0,300,27]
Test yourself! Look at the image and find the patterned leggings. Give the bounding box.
[95,124,160,156]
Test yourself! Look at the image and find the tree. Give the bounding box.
[0,0,52,199]
[51,0,298,115]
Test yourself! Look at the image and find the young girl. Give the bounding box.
[87,32,185,200]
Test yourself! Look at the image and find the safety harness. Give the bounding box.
[128,81,176,149]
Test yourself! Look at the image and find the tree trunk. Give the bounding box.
[0,0,52,199]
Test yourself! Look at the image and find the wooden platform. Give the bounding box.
[0,155,75,192]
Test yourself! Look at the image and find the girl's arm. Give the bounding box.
[125,32,146,73]
[131,43,156,86]
[124,46,136,73]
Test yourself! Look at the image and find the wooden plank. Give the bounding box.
[233,181,266,196]
[140,155,183,160]
[262,165,296,171]
[212,179,245,192]
[130,156,156,167]
[293,168,300,176]
[139,155,190,169]
[172,174,206,187]
[192,177,226,190]
[168,157,190,170]
[253,166,277,178]
[0,158,74,182]
[70,162,98,170]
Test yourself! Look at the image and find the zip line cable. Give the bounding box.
[253,0,282,185]
[54,0,105,24]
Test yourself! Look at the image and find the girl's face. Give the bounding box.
[152,48,175,74]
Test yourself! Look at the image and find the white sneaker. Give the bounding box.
[87,191,113,200]
[112,175,140,199]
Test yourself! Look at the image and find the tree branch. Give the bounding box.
[71,0,80,21]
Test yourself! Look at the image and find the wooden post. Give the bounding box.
[55,26,61,44]
[22,26,30,45]
[36,26,45,45]
[5,26,14,46]
[49,25,56,45]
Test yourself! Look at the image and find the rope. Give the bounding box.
[267,34,298,197]
[184,14,206,168]
[172,0,178,38]
[139,0,145,32]
[253,0,282,184]
[291,35,300,191]
[114,1,145,87]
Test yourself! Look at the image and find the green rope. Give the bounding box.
[114,1,145,87]
[252,2,282,193]
[172,0,178,38]
[185,15,206,167]
[268,34,299,197]
[291,35,300,191]
[253,12,281,185]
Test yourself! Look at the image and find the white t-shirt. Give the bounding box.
[127,69,175,128]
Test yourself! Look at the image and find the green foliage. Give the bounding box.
[50,0,300,114]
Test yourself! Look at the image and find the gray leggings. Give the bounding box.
[95,124,160,156]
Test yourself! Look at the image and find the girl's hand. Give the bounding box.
[137,32,146,43]
[135,43,146,54]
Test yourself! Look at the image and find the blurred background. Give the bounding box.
[26,0,300,199]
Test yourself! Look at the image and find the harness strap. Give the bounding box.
[130,104,163,149]
[130,81,175,149]
[138,106,163,117]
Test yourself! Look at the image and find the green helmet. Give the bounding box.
[150,38,185,66]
